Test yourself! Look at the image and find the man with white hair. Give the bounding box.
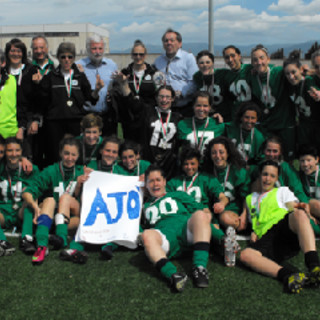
[77,35,118,135]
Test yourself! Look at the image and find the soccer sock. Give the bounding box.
[193,242,210,268]
[69,239,85,251]
[55,224,68,247]
[155,258,177,279]
[305,251,320,271]
[310,219,320,237]
[101,242,118,251]
[36,214,52,247]
[0,226,7,241]
[210,223,225,242]
[21,207,34,239]
[277,266,296,283]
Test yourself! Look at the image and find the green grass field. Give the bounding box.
[1,237,320,320]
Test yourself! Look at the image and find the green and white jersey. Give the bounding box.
[166,172,223,207]
[143,191,204,227]
[248,65,295,131]
[75,136,103,166]
[290,75,320,122]
[113,159,151,177]
[87,160,116,173]
[177,117,225,155]
[299,165,320,200]
[0,164,39,206]
[225,122,265,163]
[24,162,84,202]
[214,164,249,212]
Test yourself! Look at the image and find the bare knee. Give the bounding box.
[220,211,239,229]
[240,248,259,265]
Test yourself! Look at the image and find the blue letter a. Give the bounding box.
[84,188,112,226]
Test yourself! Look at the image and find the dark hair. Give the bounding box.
[59,137,80,154]
[223,45,241,56]
[0,135,6,146]
[283,50,302,69]
[192,91,213,109]
[180,146,201,164]
[235,101,261,124]
[80,113,103,131]
[203,136,246,172]
[145,164,166,183]
[157,85,176,99]
[5,38,29,68]
[100,135,121,150]
[131,39,147,55]
[196,50,214,63]
[311,49,320,65]
[5,137,23,148]
[251,44,269,58]
[119,140,140,156]
[297,144,318,159]
[258,159,280,174]
[162,28,182,43]
[57,42,76,58]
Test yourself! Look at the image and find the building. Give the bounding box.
[0,23,110,57]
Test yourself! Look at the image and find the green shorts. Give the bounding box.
[155,215,192,259]
[0,202,20,228]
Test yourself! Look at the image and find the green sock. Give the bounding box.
[0,226,7,241]
[210,223,225,242]
[55,224,68,247]
[101,242,118,251]
[193,242,210,268]
[310,219,320,237]
[159,261,177,279]
[70,240,85,251]
[21,207,34,238]
[36,225,49,247]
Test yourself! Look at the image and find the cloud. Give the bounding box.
[269,0,320,15]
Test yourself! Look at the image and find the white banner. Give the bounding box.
[75,171,142,249]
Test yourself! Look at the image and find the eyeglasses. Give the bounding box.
[60,55,74,60]
[132,53,145,57]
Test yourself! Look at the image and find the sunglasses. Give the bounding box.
[132,53,145,57]
[60,55,74,60]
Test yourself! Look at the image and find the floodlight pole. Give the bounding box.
[209,0,214,54]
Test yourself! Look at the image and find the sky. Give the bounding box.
[0,0,319,50]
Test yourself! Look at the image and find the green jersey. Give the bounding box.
[0,164,39,206]
[87,160,116,173]
[177,117,225,155]
[75,136,103,166]
[166,172,223,207]
[214,165,249,213]
[299,166,320,201]
[248,65,295,131]
[24,162,84,202]
[225,122,265,164]
[143,191,204,228]
[113,160,151,177]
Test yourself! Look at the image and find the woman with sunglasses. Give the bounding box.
[113,40,157,143]
[37,42,104,166]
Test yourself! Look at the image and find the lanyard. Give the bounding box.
[254,189,272,218]
[6,163,22,201]
[59,161,76,194]
[183,173,199,192]
[256,67,270,107]
[192,117,209,153]
[156,108,172,142]
[214,165,230,191]
[64,70,74,98]
[239,128,254,161]
[133,72,143,95]
[82,141,99,166]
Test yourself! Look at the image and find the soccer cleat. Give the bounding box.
[0,240,16,257]
[192,266,209,288]
[20,235,36,254]
[100,246,113,260]
[286,272,307,294]
[170,272,188,293]
[32,246,49,265]
[59,249,88,264]
[307,266,320,287]
[224,226,240,267]
[49,235,65,250]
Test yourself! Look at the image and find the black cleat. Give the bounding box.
[100,246,114,260]
[286,272,307,294]
[192,266,209,288]
[170,272,188,293]
[0,240,15,257]
[59,249,88,264]
[49,235,65,250]
[20,236,36,254]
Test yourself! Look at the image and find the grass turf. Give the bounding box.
[1,238,320,320]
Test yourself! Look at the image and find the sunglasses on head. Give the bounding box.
[132,53,145,57]
[60,55,74,60]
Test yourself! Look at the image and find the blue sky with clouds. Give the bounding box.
[0,0,319,50]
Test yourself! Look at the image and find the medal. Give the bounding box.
[67,100,73,107]
[134,95,140,100]
[12,203,19,210]
[64,69,74,105]
[264,108,269,114]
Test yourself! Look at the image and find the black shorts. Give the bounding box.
[248,214,300,263]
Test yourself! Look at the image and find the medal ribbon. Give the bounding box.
[64,70,74,98]
[192,117,209,152]
[183,172,199,192]
[239,128,255,161]
[256,67,270,109]
[133,72,143,95]
[156,109,172,142]
[6,163,22,202]
[59,161,76,194]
